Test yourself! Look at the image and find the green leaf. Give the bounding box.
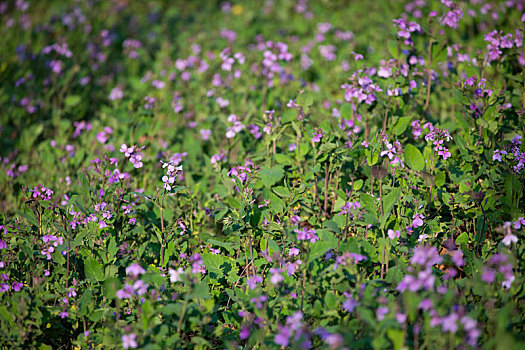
[272,186,291,198]
[365,149,379,166]
[162,303,181,316]
[385,266,403,285]
[456,232,469,246]
[340,103,353,118]
[201,253,225,278]
[387,39,399,57]
[224,197,241,209]
[274,153,294,165]
[191,281,211,299]
[404,144,424,171]
[381,188,401,229]
[308,240,337,264]
[207,238,234,251]
[105,264,118,278]
[282,109,297,124]
[360,193,378,214]
[107,237,118,261]
[393,116,411,135]
[259,166,284,187]
[64,95,81,108]
[0,306,14,325]
[266,192,285,214]
[434,171,446,187]
[325,292,337,309]
[387,329,405,350]
[353,179,364,191]
[84,257,104,282]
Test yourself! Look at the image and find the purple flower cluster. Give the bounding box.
[274,312,311,348]
[381,140,404,166]
[492,135,524,173]
[333,252,367,269]
[484,29,523,62]
[425,128,452,160]
[341,69,383,105]
[393,18,421,46]
[440,1,463,29]
[256,40,293,87]
[294,228,319,243]
[397,246,443,293]
[116,266,149,300]
[226,114,245,139]
[227,160,256,185]
[41,235,64,260]
[31,185,54,201]
[120,144,144,169]
[161,160,183,191]
[339,201,361,216]
[481,253,515,289]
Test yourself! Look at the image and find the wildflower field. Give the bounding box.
[1,0,525,348]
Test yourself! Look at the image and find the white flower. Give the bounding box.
[502,233,518,246]
[169,267,185,282]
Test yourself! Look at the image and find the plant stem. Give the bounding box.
[177,299,189,336]
[424,38,434,111]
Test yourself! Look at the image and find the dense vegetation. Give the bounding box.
[1,0,524,348]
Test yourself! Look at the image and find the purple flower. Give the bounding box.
[411,213,425,228]
[274,325,291,347]
[250,295,267,309]
[376,307,389,321]
[12,282,23,291]
[169,267,184,282]
[481,267,496,283]
[396,313,407,324]
[502,233,518,246]
[200,129,212,140]
[240,326,250,340]
[387,229,400,239]
[294,228,319,243]
[109,87,123,100]
[132,280,148,295]
[342,295,357,313]
[312,132,323,143]
[289,247,300,256]
[411,246,443,267]
[441,313,459,333]
[513,217,525,229]
[269,268,284,285]
[216,97,229,108]
[126,263,145,277]
[247,275,263,290]
[419,298,433,310]
[122,333,138,349]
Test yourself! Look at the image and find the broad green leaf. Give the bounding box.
[272,186,291,198]
[434,171,446,187]
[393,116,411,135]
[191,281,211,299]
[202,253,225,278]
[84,257,104,282]
[381,188,401,229]
[259,165,284,187]
[404,144,424,171]
[340,103,353,118]
[308,240,337,264]
[456,232,469,246]
[64,95,81,108]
